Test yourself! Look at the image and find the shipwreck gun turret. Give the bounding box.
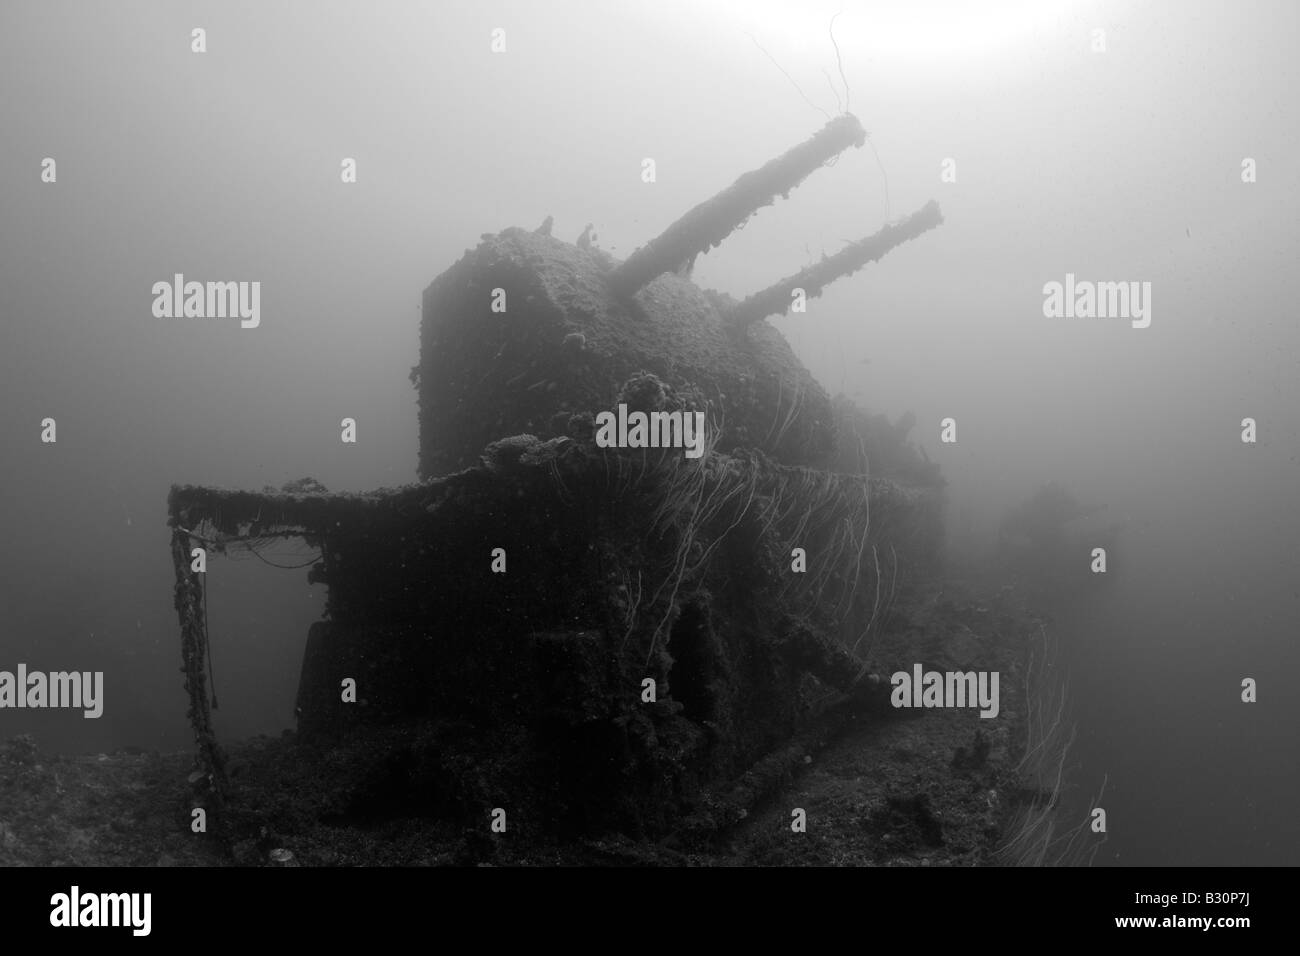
[416,113,944,479]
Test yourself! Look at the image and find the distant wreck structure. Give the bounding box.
[169,113,946,835]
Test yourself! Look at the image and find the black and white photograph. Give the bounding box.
[0,0,1294,937]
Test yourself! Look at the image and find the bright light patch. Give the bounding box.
[704,0,1071,70]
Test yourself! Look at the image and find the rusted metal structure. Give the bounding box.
[169,115,945,831]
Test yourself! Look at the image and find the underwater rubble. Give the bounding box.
[1,573,1052,867]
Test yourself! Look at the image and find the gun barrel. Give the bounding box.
[729,200,944,327]
[609,113,868,297]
